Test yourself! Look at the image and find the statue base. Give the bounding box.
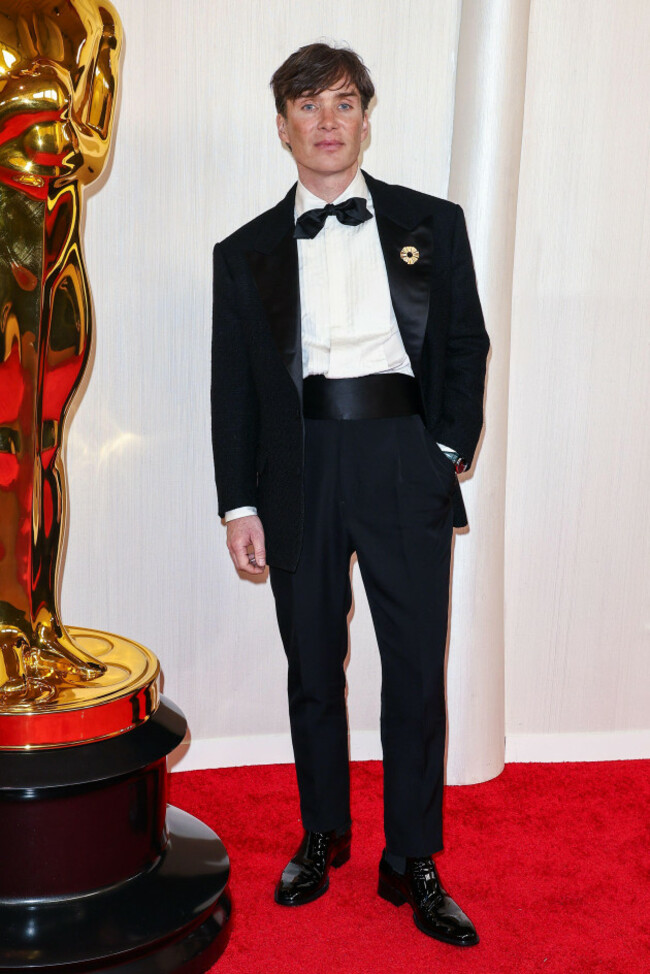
[0,627,161,749]
[0,697,231,972]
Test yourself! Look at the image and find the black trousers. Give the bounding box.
[270,414,455,857]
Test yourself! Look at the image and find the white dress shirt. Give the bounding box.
[224,169,451,522]
[296,168,414,379]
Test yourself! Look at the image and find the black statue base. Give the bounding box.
[0,697,231,973]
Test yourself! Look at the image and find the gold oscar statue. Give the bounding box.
[0,8,231,967]
[0,1,158,746]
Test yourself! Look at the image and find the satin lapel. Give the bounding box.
[363,171,437,378]
[374,211,433,378]
[246,187,302,397]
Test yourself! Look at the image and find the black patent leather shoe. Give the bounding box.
[378,853,479,946]
[274,828,351,906]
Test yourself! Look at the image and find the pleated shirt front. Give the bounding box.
[295,169,414,379]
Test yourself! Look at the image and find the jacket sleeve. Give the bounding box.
[433,204,490,467]
[211,243,259,517]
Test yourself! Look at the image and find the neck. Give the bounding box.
[296,163,359,203]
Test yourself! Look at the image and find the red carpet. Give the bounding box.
[169,760,650,974]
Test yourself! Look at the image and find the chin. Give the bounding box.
[314,154,354,170]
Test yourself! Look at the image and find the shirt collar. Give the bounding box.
[294,167,372,218]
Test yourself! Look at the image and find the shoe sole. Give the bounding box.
[414,913,479,946]
[378,875,479,947]
[274,843,351,907]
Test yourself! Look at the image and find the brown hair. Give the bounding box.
[271,42,375,116]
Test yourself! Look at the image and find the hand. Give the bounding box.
[226,515,266,575]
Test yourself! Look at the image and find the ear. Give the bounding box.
[276,113,290,147]
[361,111,369,143]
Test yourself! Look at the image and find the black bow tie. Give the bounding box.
[294,196,373,239]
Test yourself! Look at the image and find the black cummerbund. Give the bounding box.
[303,373,421,421]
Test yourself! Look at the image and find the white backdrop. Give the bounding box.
[504,0,650,759]
[61,0,650,778]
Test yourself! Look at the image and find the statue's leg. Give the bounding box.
[31,186,105,680]
[0,357,57,702]
[0,306,38,697]
[32,453,106,681]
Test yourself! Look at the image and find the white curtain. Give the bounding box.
[445,0,531,783]
[505,0,650,751]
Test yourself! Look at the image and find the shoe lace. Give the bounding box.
[304,830,330,869]
[410,858,443,909]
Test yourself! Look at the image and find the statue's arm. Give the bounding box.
[76,2,123,168]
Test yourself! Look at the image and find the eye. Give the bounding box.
[301,102,316,111]
[339,102,352,110]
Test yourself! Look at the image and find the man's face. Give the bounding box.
[276,78,368,183]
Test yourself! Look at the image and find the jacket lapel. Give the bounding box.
[364,171,435,377]
[246,185,303,397]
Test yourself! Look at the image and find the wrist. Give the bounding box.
[441,450,468,474]
[224,506,258,522]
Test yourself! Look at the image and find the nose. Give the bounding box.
[318,106,337,129]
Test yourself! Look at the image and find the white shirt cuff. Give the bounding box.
[436,442,456,455]
[224,506,258,522]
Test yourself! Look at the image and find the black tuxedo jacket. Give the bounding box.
[211,172,489,571]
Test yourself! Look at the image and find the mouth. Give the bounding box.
[315,140,344,150]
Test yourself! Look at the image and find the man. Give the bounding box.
[211,43,489,947]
